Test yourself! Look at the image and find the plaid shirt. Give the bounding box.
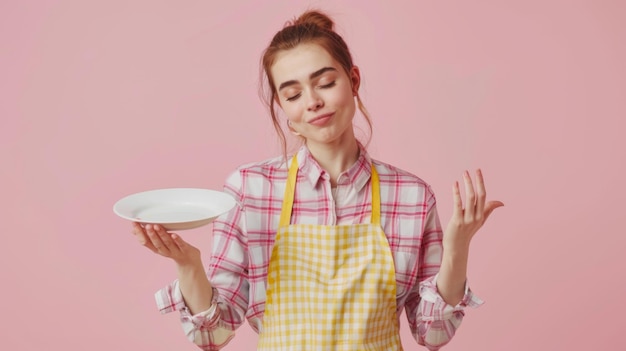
[155,145,483,351]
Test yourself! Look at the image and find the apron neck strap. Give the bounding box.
[370,163,381,225]
[278,156,299,227]
[279,155,381,227]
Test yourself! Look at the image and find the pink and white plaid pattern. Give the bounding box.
[155,145,483,351]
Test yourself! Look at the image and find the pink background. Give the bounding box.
[2,0,625,350]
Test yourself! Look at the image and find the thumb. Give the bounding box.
[483,201,504,221]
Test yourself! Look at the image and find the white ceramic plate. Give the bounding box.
[113,188,236,231]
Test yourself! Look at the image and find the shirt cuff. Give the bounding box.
[154,279,220,323]
[179,295,221,330]
[418,273,484,321]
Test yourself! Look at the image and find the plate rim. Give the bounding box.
[113,187,236,224]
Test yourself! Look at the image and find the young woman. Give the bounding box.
[132,10,503,351]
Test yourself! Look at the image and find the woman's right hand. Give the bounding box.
[132,222,201,267]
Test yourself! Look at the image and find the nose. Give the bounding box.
[306,89,324,111]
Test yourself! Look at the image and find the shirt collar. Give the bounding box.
[294,143,372,193]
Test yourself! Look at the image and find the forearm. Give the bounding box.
[436,243,469,306]
[178,261,214,315]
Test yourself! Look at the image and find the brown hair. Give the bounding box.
[259,10,373,160]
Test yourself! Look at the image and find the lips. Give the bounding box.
[308,112,334,126]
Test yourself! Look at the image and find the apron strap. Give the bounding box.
[278,155,381,227]
[370,164,381,226]
[279,155,299,227]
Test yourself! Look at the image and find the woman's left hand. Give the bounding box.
[444,169,504,251]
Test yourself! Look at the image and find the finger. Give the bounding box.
[145,224,171,255]
[475,169,487,220]
[170,233,188,252]
[483,200,505,222]
[463,170,476,221]
[452,180,463,220]
[153,225,181,255]
[132,222,143,234]
[133,222,144,233]
[132,223,158,252]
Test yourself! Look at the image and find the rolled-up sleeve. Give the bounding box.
[413,275,484,349]
[154,169,250,351]
[155,282,236,349]
[405,187,484,351]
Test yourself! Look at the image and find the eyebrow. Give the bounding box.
[278,67,338,91]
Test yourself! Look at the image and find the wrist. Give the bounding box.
[443,239,470,257]
[176,259,204,275]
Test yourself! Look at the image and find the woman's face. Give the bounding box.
[270,43,360,147]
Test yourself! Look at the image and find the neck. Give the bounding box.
[306,134,360,187]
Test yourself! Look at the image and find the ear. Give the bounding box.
[350,66,361,96]
[287,120,301,136]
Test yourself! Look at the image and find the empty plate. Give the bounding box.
[113,188,236,231]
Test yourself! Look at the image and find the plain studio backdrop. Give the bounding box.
[1,1,625,350]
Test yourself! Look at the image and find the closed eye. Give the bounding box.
[285,81,335,102]
[320,81,336,89]
[286,93,301,102]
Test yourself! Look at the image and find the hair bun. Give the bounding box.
[293,10,334,31]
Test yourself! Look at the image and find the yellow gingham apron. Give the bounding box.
[257,156,403,351]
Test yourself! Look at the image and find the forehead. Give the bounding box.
[270,43,339,83]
